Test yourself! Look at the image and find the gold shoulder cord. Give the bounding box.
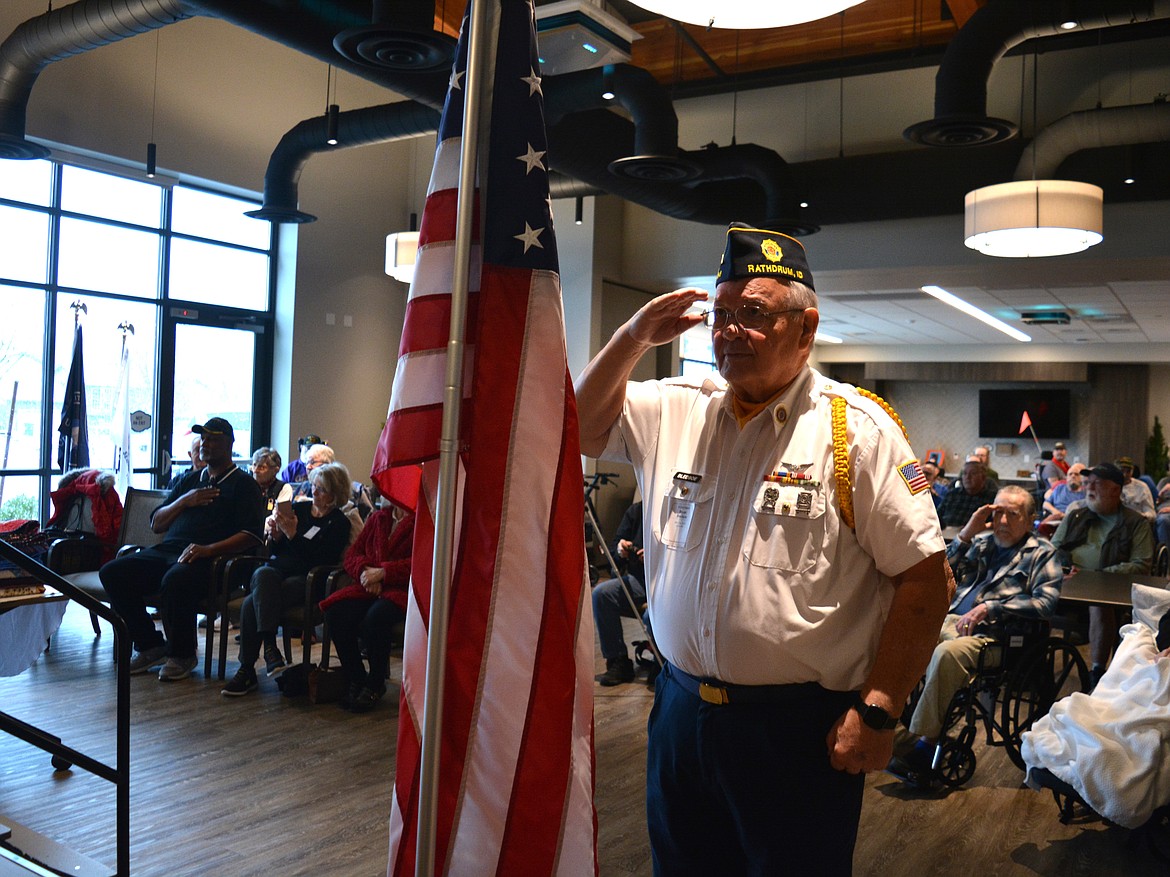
[831,388,910,531]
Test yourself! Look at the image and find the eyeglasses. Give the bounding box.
[702,305,805,331]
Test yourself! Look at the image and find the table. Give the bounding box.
[0,588,68,677]
[1059,570,1168,607]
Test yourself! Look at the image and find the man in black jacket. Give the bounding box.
[592,501,644,685]
[1051,462,1153,687]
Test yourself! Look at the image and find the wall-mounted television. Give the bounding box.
[978,388,1071,439]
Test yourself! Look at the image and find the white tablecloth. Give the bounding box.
[0,601,69,677]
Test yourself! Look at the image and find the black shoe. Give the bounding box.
[595,656,635,687]
[887,744,936,787]
[221,666,258,697]
[340,679,366,710]
[350,685,385,713]
[264,646,287,678]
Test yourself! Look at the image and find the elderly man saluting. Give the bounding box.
[575,223,952,876]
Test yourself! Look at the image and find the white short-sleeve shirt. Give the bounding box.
[600,365,944,690]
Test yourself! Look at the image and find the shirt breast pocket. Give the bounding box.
[655,478,717,551]
[746,482,827,573]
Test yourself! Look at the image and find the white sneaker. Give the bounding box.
[128,645,167,675]
[158,655,199,682]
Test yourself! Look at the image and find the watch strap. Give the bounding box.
[853,693,898,730]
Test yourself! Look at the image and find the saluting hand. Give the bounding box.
[625,288,708,348]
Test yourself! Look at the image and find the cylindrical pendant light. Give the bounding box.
[622,1,866,30]
[964,180,1103,258]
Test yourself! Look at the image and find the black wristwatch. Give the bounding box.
[853,694,898,731]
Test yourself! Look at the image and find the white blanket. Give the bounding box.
[1021,623,1170,829]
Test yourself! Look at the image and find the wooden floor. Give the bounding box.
[1,607,1166,876]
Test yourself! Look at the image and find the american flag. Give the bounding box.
[372,2,596,875]
[898,460,930,495]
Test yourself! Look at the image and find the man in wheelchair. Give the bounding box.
[889,485,1062,784]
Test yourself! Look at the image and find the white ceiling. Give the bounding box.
[815,270,1170,347]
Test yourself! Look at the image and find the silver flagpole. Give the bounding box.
[415,0,496,874]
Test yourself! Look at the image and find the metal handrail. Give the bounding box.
[0,537,130,876]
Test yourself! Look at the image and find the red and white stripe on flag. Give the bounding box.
[375,1,596,875]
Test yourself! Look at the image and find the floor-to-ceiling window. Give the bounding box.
[0,157,276,521]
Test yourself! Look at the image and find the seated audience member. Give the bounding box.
[1051,462,1153,688]
[1042,463,1086,524]
[222,461,354,695]
[1040,442,1071,489]
[972,446,1000,487]
[167,433,206,489]
[920,460,948,509]
[289,443,374,526]
[1155,475,1170,546]
[101,418,264,681]
[250,446,292,514]
[592,501,645,686]
[320,502,414,712]
[937,459,998,528]
[890,486,1061,780]
[278,433,324,484]
[1116,456,1155,521]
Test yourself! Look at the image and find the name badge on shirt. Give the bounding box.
[663,472,704,544]
[303,526,321,540]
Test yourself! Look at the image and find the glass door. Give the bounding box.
[160,311,270,484]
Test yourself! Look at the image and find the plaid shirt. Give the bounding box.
[936,484,997,528]
[945,531,1063,623]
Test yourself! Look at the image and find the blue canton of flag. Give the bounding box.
[898,460,929,495]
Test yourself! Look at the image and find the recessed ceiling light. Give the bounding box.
[920,284,1032,342]
[1059,20,1078,30]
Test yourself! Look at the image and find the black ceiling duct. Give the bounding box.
[333,0,455,72]
[545,64,700,183]
[547,108,811,235]
[0,0,189,159]
[904,0,1170,147]
[246,99,439,223]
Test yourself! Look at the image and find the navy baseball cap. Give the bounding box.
[192,417,235,442]
[715,222,814,291]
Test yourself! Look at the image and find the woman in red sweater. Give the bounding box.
[321,503,413,712]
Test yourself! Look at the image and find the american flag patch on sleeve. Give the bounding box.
[898,460,930,495]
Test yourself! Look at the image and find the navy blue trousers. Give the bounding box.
[647,665,863,877]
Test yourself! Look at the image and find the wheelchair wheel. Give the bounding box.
[1156,543,1170,578]
[1000,639,1089,770]
[936,739,976,788]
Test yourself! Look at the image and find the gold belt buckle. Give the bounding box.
[699,682,729,705]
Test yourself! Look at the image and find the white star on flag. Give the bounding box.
[516,142,546,174]
[514,222,544,252]
[522,68,542,96]
[450,68,464,91]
